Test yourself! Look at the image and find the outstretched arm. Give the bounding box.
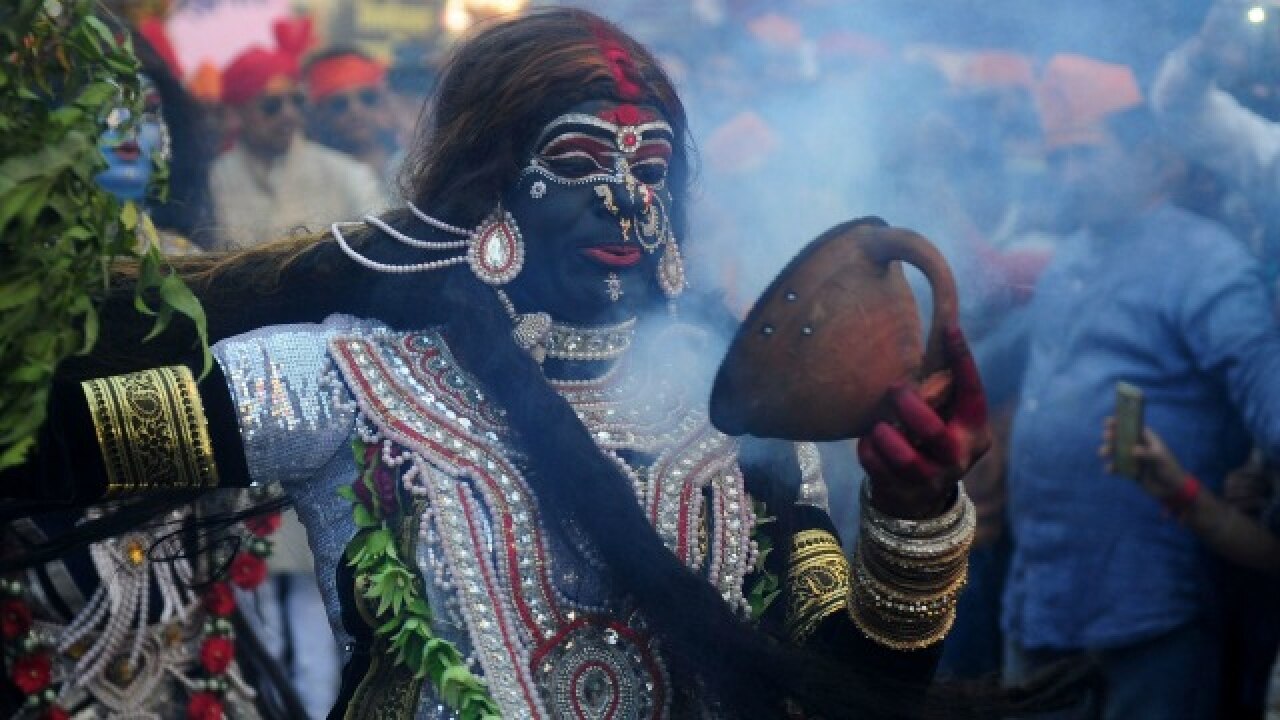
[1,364,249,515]
[3,318,361,513]
[1152,4,1280,195]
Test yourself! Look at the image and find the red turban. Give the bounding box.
[138,18,184,80]
[305,54,386,102]
[221,17,314,106]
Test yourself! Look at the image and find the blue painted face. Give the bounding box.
[502,100,678,324]
[95,77,168,202]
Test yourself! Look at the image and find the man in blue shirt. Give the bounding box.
[1003,56,1280,720]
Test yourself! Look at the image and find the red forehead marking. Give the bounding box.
[590,19,643,100]
[597,104,654,125]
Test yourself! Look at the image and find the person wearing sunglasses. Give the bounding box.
[304,47,399,189]
[211,22,384,249]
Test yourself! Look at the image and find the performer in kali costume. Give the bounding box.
[5,10,990,718]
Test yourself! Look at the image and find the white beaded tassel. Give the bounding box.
[332,222,469,274]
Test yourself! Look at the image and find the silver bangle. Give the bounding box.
[861,479,971,537]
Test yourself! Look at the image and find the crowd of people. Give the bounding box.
[3,0,1280,718]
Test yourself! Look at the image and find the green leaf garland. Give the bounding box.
[0,0,211,469]
[345,437,501,718]
[747,500,781,622]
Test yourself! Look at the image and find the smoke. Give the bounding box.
[552,1,1200,523]
[545,0,1204,332]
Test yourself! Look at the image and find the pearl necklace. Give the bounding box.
[329,202,476,274]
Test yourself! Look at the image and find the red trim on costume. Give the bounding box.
[457,489,546,713]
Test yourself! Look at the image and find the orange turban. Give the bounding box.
[188,61,222,103]
[221,17,313,106]
[1037,54,1143,150]
[305,54,386,102]
[957,51,1034,91]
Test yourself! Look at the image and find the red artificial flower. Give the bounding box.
[0,597,32,639]
[202,582,236,617]
[38,706,70,720]
[187,691,224,720]
[352,475,374,510]
[11,652,51,694]
[229,552,268,590]
[199,636,234,675]
[243,512,282,538]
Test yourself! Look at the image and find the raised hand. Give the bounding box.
[1191,1,1254,78]
[857,326,991,519]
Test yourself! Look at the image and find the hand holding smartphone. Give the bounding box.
[1113,382,1145,478]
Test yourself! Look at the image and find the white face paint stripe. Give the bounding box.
[532,112,674,153]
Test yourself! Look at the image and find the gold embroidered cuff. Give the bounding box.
[82,365,219,497]
[785,529,850,645]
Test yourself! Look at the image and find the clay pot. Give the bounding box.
[709,218,957,441]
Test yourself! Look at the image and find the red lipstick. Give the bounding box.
[581,245,642,267]
[113,141,141,161]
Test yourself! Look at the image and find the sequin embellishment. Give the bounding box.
[330,329,754,718]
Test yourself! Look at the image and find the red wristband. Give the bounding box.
[1166,474,1201,517]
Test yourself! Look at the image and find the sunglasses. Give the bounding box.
[257,91,307,118]
[322,87,383,115]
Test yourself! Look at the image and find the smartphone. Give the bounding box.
[1113,382,1145,478]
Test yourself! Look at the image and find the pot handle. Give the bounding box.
[858,226,959,383]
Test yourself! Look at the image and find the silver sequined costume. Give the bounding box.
[212,315,822,718]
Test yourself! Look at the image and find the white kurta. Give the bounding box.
[210,137,386,249]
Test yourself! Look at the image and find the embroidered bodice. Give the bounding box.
[212,317,781,718]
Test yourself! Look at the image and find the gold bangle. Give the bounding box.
[861,479,972,537]
[846,541,966,651]
[785,529,850,645]
[856,545,969,598]
[847,576,958,651]
[847,593,957,651]
[852,558,965,612]
[82,365,219,497]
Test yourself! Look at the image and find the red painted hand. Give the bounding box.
[857,326,991,519]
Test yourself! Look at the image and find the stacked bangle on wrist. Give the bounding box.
[848,481,975,651]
